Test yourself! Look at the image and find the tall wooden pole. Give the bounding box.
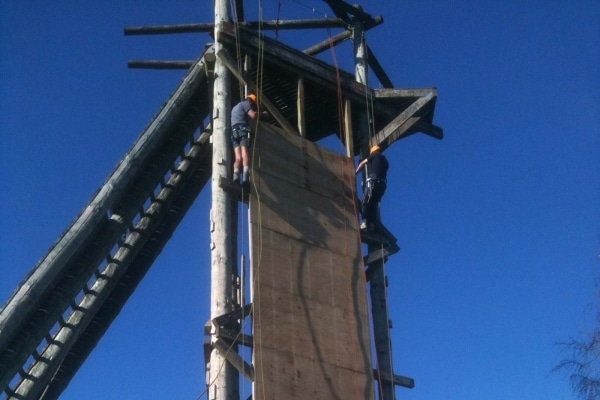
[354,20,396,400]
[369,258,395,400]
[354,23,367,88]
[210,1,238,399]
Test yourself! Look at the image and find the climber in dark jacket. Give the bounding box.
[356,145,389,230]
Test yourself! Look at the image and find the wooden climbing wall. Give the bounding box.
[249,124,375,400]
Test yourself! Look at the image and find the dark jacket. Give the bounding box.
[366,152,388,181]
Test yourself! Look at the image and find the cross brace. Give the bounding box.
[373,369,415,389]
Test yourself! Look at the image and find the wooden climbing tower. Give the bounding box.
[0,1,442,399]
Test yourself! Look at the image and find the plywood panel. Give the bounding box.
[250,126,374,400]
[252,126,356,200]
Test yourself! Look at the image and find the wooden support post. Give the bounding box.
[214,339,255,382]
[344,99,354,158]
[368,259,395,400]
[354,22,367,87]
[210,2,238,400]
[297,77,305,136]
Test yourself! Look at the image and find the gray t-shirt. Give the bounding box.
[231,100,253,126]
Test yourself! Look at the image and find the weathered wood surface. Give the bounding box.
[371,91,437,149]
[216,48,297,134]
[0,47,214,397]
[297,77,306,136]
[217,22,370,105]
[253,124,356,199]
[10,133,213,400]
[0,49,213,391]
[374,88,437,98]
[124,18,349,36]
[209,3,239,399]
[249,125,374,400]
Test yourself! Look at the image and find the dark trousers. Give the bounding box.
[361,180,386,224]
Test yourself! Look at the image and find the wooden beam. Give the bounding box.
[366,45,393,88]
[216,48,297,134]
[415,120,444,140]
[214,326,254,347]
[371,92,437,149]
[343,99,354,158]
[217,23,374,105]
[297,77,306,136]
[373,370,415,389]
[124,22,214,35]
[360,229,397,249]
[392,374,415,389]
[363,244,399,266]
[214,339,255,382]
[303,30,352,56]
[377,116,422,148]
[250,18,348,30]
[374,88,437,98]
[212,303,253,327]
[124,18,348,35]
[127,60,194,70]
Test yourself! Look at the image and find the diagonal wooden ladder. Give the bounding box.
[0,47,216,400]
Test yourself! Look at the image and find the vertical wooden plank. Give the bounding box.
[297,77,306,137]
[344,98,354,158]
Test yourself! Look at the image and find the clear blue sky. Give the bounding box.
[1,1,598,399]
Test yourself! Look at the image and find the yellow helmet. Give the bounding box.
[247,93,257,103]
[370,145,381,155]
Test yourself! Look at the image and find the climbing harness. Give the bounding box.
[231,123,253,149]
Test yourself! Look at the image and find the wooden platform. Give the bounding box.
[249,124,375,400]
